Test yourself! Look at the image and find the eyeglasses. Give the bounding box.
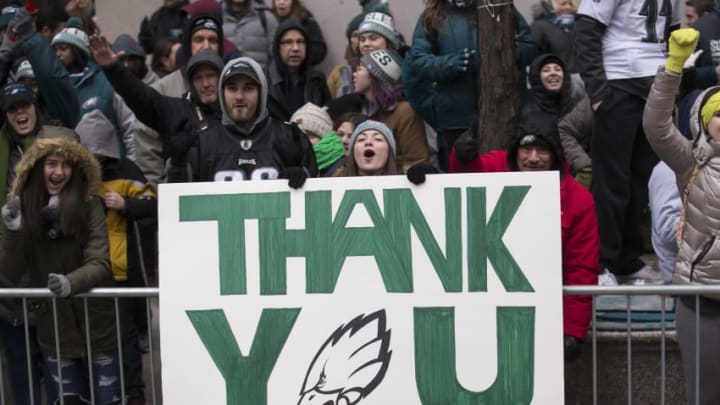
[279,38,306,47]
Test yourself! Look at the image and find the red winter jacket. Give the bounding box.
[450,149,599,339]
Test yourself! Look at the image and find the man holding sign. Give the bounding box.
[443,109,600,361]
[172,56,318,187]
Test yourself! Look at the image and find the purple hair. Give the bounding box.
[365,80,403,116]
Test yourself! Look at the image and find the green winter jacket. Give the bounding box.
[403,8,535,132]
[0,138,119,358]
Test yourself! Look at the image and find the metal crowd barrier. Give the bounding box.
[1,285,719,405]
[565,284,720,405]
[0,288,159,405]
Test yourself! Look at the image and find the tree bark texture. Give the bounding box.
[477,2,518,153]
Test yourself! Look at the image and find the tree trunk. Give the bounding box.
[476,2,518,154]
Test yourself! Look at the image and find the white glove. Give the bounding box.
[1,196,22,231]
[48,273,71,297]
[684,49,704,69]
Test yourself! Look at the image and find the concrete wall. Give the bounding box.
[95,0,537,74]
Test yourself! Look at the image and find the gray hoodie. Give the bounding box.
[219,56,269,135]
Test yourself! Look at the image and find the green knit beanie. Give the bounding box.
[346,13,366,39]
[313,131,346,171]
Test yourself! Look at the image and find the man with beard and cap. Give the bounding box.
[222,0,278,70]
[178,56,317,186]
[526,53,593,189]
[90,35,223,175]
[138,0,188,54]
[267,20,330,122]
[409,109,599,362]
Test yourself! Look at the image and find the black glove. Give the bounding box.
[406,163,441,185]
[564,334,582,362]
[279,166,309,189]
[1,196,22,231]
[453,124,480,163]
[163,121,199,161]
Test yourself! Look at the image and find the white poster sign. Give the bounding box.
[159,173,563,404]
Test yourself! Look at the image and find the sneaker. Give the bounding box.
[598,268,618,286]
[616,265,664,285]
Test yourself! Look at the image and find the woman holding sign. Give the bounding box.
[335,120,400,177]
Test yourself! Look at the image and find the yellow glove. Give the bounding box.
[666,28,700,74]
[574,166,592,190]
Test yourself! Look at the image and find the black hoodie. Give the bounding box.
[508,108,565,174]
[267,20,330,121]
[527,54,575,116]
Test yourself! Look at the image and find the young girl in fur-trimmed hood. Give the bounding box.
[0,137,124,404]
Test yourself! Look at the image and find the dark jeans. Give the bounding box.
[0,319,44,405]
[591,87,657,275]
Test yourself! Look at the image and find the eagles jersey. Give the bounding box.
[578,0,681,79]
[191,119,317,182]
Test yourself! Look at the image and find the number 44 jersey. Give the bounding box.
[578,0,681,80]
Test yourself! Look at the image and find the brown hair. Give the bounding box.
[422,0,477,35]
[272,0,311,23]
[21,154,91,242]
[335,130,400,177]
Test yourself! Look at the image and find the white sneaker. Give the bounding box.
[598,268,618,286]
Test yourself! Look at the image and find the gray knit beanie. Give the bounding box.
[360,48,402,84]
[51,17,89,57]
[349,119,396,155]
[357,12,399,48]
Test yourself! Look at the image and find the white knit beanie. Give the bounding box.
[357,12,399,48]
[51,17,89,57]
[12,59,34,81]
[290,103,333,138]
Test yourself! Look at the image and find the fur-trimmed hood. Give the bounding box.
[10,138,101,200]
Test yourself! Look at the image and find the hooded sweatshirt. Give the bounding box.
[267,20,330,121]
[527,54,593,173]
[182,56,317,182]
[102,47,224,163]
[152,13,226,99]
